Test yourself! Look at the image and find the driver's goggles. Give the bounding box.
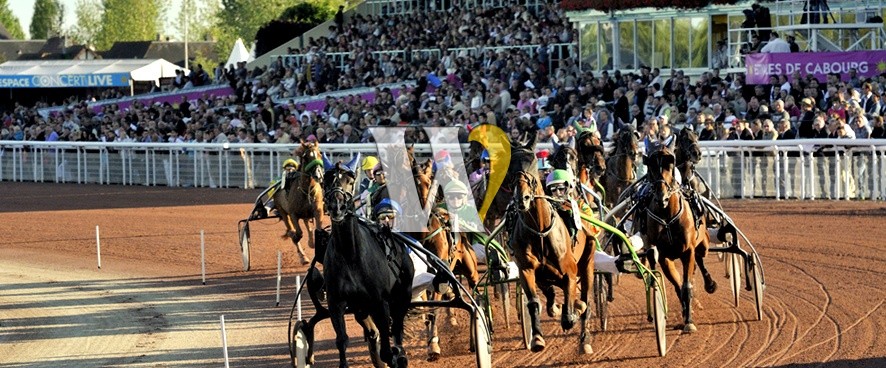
[549,185,568,194]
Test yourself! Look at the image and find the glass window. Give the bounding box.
[691,17,709,68]
[580,22,599,70]
[620,21,636,69]
[636,20,653,68]
[654,19,672,68]
[674,18,691,68]
[601,22,614,70]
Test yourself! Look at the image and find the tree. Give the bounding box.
[176,0,220,42]
[94,0,165,50]
[254,2,336,56]
[70,0,103,46]
[0,0,25,39]
[31,0,64,39]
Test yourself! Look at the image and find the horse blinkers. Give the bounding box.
[513,171,537,211]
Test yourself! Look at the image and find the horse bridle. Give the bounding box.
[511,170,557,237]
[325,171,355,223]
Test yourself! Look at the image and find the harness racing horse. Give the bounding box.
[274,141,328,264]
[574,131,608,208]
[603,127,640,208]
[411,158,480,361]
[323,163,415,368]
[643,138,717,334]
[675,128,711,199]
[508,135,591,353]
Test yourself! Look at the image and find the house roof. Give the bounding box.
[102,41,217,67]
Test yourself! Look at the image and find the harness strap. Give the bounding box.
[302,159,323,173]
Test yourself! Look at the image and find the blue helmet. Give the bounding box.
[480,150,490,161]
[374,199,402,215]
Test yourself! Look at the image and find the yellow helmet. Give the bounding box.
[362,156,379,171]
[283,158,299,170]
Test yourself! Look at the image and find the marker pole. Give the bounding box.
[95,225,101,269]
[275,250,282,306]
[220,315,230,368]
[201,230,206,285]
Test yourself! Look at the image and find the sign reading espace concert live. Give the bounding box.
[0,73,130,88]
[745,50,886,84]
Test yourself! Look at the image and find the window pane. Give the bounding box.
[601,22,614,70]
[691,17,709,68]
[636,21,653,68]
[654,19,671,68]
[620,21,635,69]
[674,18,690,68]
[581,22,599,70]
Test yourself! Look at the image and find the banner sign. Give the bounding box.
[0,73,131,88]
[745,51,886,84]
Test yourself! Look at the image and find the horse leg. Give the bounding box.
[390,298,410,368]
[521,270,547,352]
[291,218,308,265]
[542,284,561,318]
[578,259,594,354]
[560,266,579,331]
[304,311,329,365]
[681,249,699,334]
[328,301,350,368]
[426,299,441,361]
[372,303,396,367]
[657,257,683,326]
[306,267,327,310]
[695,240,717,294]
[356,314,384,368]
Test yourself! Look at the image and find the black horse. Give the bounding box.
[322,162,415,368]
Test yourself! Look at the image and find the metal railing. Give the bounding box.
[1,140,884,201]
[274,43,575,76]
[363,0,545,16]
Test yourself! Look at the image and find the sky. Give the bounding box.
[10,0,185,40]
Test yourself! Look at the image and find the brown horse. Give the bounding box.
[675,128,711,199]
[409,158,481,361]
[274,141,326,264]
[643,138,717,333]
[508,135,591,353]
[604,128,640,208]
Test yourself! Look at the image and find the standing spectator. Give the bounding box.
[761,32,791,53]
[797,98,818,138]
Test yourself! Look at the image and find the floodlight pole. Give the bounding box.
[184,1,189,70]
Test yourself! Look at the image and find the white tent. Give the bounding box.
[0,59,187,88]
[225,38,254,69]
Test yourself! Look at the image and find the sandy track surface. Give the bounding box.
[0,182,884,367]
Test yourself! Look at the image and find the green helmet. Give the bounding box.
[546,169,573,187]
[445,180,470,195]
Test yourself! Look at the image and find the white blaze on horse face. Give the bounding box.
[425,127,483,233]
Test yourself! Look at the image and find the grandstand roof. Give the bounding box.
[0,59,186,88]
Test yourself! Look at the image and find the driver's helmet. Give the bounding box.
[445,180,470,209]
[282,158,299,171]
[374,199,401,226]
[361,156,379,171]
[480,150,490,162]
[546,169,573,196]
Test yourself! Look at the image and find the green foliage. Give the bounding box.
[0,0,25,39]
[191,49,219,78]
[94,0,163,50]
[31,0,64,39]
[176,0,220,41]
[70,0,102,46]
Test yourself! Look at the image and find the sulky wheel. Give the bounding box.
[473,309,493,368]
[752,253,764,321]
[517,284,532,350]
[594,273,608,331]
[651,278,667,357]
[238,221,251,272]
[290,320,310,368]
[728,253,742,308]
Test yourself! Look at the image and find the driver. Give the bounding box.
[468,150,490,187]
[441,180,481,233]
[357,162,387,218]
[263,158,300,216]
[545,169,582,239]
[358,156,378,193]
[373,198,436,301]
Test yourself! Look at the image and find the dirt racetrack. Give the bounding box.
[0,182,884,367]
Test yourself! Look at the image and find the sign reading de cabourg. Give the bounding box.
[0,73,130,88]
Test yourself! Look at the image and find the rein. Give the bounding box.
[646,178,684,246]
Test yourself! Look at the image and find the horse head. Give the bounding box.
[615,126,640,160]
[576,130,607,177]
[509,134,540,212]
[297,141,325,181]
[323,162,357,223]
[676,128,702,165]
[645,136,679,207]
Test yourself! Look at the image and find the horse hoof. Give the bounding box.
[581,344,593,355]
[530,336,546,352]
[299,254,310,265]
[547,304,562,318]
[705,280,717,294]
[682,323,698,334]
[448,317,458,327]
[427,342,441,362]
[574,300,588,315]
[561,313,578,331]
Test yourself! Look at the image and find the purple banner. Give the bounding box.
[36,85,234,117]
[745,51,886,84]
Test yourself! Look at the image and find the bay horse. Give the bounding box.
[643,138,717,334]
[603,127,640,208]
[323,162,415,368]
[675,128,711,199]
[274,141,327,264]
[508,134,592,353]
[411,157,480,361]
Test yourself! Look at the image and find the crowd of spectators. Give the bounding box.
[2,2,886,147]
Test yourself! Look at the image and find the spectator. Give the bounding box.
[760,32,791,53]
